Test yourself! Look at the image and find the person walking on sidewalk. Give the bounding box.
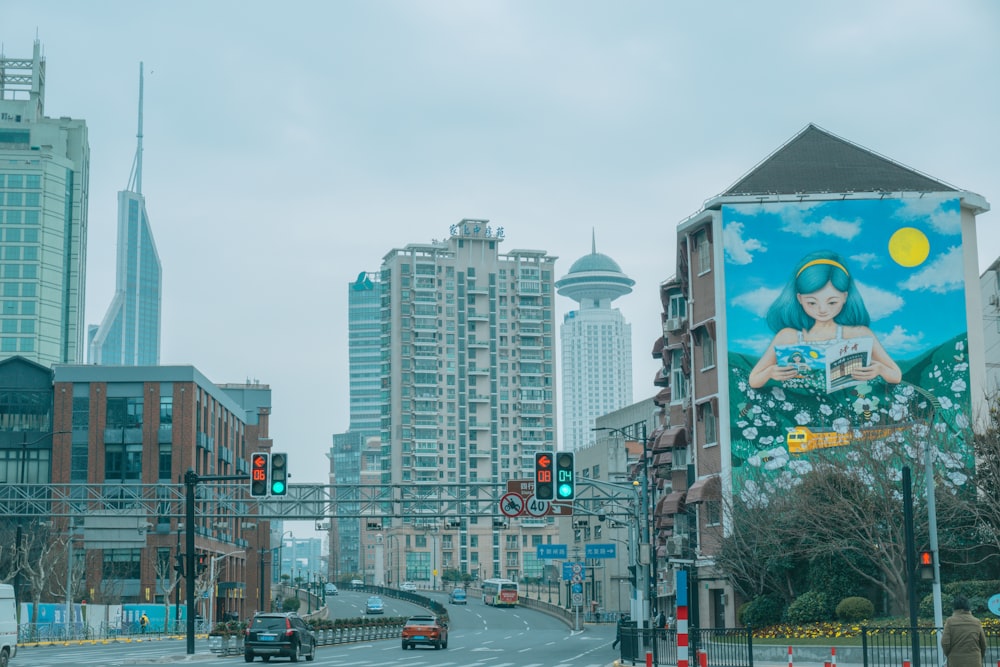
[942,595,986,667]
[612,614,629,650]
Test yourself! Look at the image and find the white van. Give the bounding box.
[0,583,16,665]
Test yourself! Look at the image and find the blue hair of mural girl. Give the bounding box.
[765,250,871,333]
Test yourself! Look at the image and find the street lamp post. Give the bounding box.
[593,424,653,646]
[207,550,244,626]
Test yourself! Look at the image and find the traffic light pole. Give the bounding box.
[183,469,249,655]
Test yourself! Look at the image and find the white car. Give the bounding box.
[400,581,418,592]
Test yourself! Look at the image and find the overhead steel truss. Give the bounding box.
[0,480,635,521]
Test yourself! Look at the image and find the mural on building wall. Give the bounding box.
[723,197,972,504]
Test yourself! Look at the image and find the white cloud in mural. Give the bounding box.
[731,285,780,318]
[895,197,961,236]
[779,207,862,240]
[856,280,905,320]
[849,252,880,270]
[898,245,965,294]
[723,221,766,265]
[878,324,925,353]
[732,333,776,356]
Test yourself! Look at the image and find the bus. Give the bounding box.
[481,578,519,607]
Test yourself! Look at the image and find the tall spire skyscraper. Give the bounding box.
[89,63,162,365]
[0,39,90,366]
[556,231,635,451]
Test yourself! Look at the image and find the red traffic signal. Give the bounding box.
[534,452,554,500]
[918,550,934,580]
[250,453,269,497]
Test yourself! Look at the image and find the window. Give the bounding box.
[706,500,721,526]
[700,401,718,445]
[695,229,711,274]
[670,349,688,401]
[699,327,716,369]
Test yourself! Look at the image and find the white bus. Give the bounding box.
[481,578,519,607]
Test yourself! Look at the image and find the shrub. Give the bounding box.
[741,594,786,628]
[835,596,875,622]
[785,591,832,624]
[282,596,302,612]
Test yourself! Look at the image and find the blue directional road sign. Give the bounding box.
[537,544,568,560]
[585,543,617,559]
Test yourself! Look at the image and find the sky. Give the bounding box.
[4,1,999,499]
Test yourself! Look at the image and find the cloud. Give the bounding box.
[731,286,781,318]
[877,324,924,354]
[733,334,775,356]
[723,221,766,265]
[894,196,961,236]
[782,214,863,240]
[848,252,880,269]
[856,280,905,321]
[898,245,965,294]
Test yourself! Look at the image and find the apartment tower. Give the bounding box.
[379,220,558,582]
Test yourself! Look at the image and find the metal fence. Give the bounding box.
[616,625,1000,667]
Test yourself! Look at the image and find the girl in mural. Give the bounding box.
[749,250,901,389]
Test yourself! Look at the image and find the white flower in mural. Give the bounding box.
[742,426,759,441]
[939,450,964,469]
[740,480,769,509]
[820,404,833,416]
[933,421,948,433]
[900,385,916,398]
[794,411,811,425]
[955,412,970,429]
[954,362,968,372]
[947,470,968,486]
[788,459,812,475]
[772,387,786,402]
[956,340,965,351]
[832,417,850,433]
[871,440,892,460]
[760,436,775,447]
[889,403,907,421]
[782,401,794,411]
[951,378,967,394]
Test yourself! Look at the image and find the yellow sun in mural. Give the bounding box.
[888,227,930,268]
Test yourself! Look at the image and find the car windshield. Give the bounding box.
[406,617,436,626]
[367,597,382,604]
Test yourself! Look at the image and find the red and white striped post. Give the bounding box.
[676,604,690,667]
[787,646,793,667]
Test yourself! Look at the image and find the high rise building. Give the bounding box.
[0,40,89,366]
[379,220,558,580]
[555,232,635,451]
[88,63,162,365]
[348,271,381,437]
[327,271,382,581]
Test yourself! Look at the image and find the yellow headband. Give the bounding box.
[796,258,848,278]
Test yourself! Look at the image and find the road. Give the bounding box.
[14,589,617,666]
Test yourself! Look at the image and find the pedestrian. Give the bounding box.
[656,610,666,630]
[942,595,986,667]
[139,611,149,634]
[612,613,629,650]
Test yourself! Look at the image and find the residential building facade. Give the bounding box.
[0,40,90,366]
[378,220,558,582]
[647,124,990,628]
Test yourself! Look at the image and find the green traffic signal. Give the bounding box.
[555,452,575,500]
[270,452,288,496]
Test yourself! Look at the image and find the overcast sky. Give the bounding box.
[5,1,999,494]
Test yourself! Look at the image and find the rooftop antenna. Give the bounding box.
[127,62,144,193]
[591,227,597,254]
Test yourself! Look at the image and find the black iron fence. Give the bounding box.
[616,625,1000,667]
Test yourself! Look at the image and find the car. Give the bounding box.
[365,595,384,614]
[244,612,317,663]
[399,581,417,592]
[324,583,338,596]
[401,614,448,650]
[350,579,365,589]
[448,587,467,605]
[0,584,17,666]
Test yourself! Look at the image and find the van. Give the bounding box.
[0,583,17,665]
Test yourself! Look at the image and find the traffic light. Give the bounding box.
[173,553,185,577]
[627,565,637,587]
[555,452,575,500]
[270,452,288,496]
[250,452,269,497]
[196,553,208,576]
[534,451,554,500]
[919,550,935,580]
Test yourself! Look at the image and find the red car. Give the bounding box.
[401,614,448,650]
